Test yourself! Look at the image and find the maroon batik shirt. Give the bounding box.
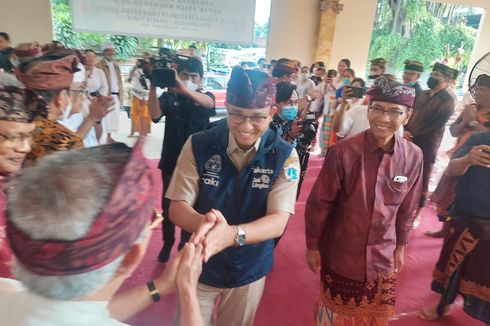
[305,129,423,282]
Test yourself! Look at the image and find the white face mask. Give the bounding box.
[183,79,199,92]
[300,73,308,80]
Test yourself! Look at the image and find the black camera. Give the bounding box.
[149,49,176,88]
[297,113,318,147]
[149,49,191,89]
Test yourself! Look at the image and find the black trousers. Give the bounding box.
[161,171,191,248]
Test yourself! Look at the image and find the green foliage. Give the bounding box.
[110,35,139,60]
[52,2,84,48]
[369,30,406,66]
[439,23,476,71]
[402,16,444,70]
[368,0,479,78]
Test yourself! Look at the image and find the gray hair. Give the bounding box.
[7,144,133,300]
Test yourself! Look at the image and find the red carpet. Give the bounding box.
[120,157,481,325]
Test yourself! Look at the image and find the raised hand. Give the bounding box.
[176,243,204,292]
[88,95,115,123]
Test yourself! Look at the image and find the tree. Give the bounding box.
[368,0,479,80]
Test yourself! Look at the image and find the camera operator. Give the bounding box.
[148,54,216,263]
[272,81,318,197]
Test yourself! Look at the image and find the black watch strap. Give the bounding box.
[146,280,161,302]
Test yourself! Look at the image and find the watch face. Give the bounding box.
[237,234,246,246]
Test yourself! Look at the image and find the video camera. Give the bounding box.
[297,112,319,149]
[147,48,190,89]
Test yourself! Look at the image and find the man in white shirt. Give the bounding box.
[96,42,124,144]
[0,143,205,325]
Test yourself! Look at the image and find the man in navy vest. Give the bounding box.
[165,66,300,325]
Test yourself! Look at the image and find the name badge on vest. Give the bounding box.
[202,154,222,187]
[252,166,274,189]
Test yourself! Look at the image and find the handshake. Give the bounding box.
[189,208,238,263]
[152,209,236,300]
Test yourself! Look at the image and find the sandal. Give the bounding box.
[419,306,450,321]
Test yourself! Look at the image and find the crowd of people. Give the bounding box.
[0,29,489,326]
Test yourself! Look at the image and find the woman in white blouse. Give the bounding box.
[85,49,108,97]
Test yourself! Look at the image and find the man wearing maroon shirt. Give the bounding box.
[305,76,423,326]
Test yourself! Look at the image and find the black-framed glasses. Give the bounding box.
[368,106,405,119]
[228,112,269,126]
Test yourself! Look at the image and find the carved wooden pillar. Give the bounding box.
[315,0,344,66]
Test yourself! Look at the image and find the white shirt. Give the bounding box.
[0,278,127,326]
[60,112,99,148]
[296,78,315,99]
[87,66,109,96]
[105,59,119,93]
[309,81,336,113]
[337,104,404,138]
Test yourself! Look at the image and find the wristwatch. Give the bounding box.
[234,225,246,246]
[146,280,160,302]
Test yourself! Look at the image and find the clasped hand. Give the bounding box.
[190,208,236,263]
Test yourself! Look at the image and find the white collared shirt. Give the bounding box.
[0,278,127,325]
[105,59,119,93]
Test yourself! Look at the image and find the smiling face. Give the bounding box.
[226,104,276,150]
[0,120,36,174]
[337,61,348,74]
[367,100,411,148]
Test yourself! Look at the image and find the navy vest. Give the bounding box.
[192,119,293,288]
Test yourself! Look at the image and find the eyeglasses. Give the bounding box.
[0,132,34,148]
[228,112,269,126]
[148,209,164,231]
[368,106,405,119]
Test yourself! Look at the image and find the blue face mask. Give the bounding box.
[280,105,298,121]
[342,78,351,86]
[407,81,416,87]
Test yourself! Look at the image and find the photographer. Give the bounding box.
[272,81,317,197]
[148,55,215,263]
